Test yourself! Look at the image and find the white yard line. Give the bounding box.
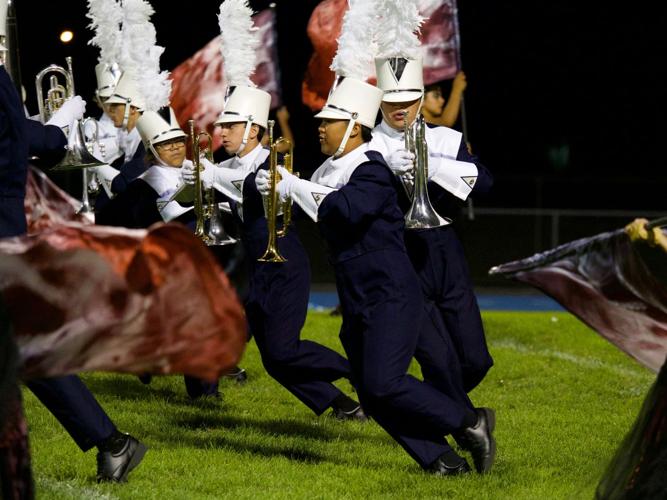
[490,338,653,381]
[36,476,119,500]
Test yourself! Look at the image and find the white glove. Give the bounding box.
[386,148,415,176]
[46,96,86,128]
[255,168,271,196]
[181,158,215,188]
[275,166,298,203]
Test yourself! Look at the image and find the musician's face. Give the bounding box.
[381,98,422,130]
[155,137,187,167]
[318,119,348,156]
[422,88,445,117]
[107,103,140,130]
[219,122,259,156]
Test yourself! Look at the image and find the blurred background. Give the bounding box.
[14,0,666,287]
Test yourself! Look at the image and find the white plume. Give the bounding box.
[375,0,424,59]
[218,0,260,87]
[86,0,124,66]
[119,0,171,111]
[330,0,379,80]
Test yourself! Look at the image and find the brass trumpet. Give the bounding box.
[187,120,237,246]
[403,114,450,230]
[258,120,294,262]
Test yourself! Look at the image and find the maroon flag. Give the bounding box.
[490,228,667,372]
[0,223,247,381]
[24,166,91,233]
[170,8,281,151]
[302,0,462,111]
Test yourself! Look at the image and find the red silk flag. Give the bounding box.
[0,223,247,381]
[9,168,247,381]
[302,0,462,111]
[169,8,281,150]
[490,228,667,373]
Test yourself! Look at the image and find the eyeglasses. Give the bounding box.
[156,139,186,151]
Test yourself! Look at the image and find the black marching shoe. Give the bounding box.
[97,433,147,483]
[332,404,368,421]
[427,453,472,477]
[331,394,368,421]
[455,407,496,474]
[223,366,248,384]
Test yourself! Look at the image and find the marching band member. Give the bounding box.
[369,0,493,395]
[370,55,494,394]
[265,75,495,475]
[91,72,146,211]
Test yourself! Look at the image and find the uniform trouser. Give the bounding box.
[336,249,476,468]
[406,226,493,392]
[247,261,353,415]
[26,376,115,452]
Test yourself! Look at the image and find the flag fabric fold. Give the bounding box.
[6,169,247,380]
[490,228,667,372]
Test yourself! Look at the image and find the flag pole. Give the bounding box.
[647,216,667,230]
[450,0,474,220]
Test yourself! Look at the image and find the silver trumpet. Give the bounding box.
[403,114,451,230]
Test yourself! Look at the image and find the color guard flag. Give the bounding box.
[490,225,667,373]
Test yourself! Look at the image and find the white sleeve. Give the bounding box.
[428,157,478,201]
[211,167,249,204]
[288,177,335,222]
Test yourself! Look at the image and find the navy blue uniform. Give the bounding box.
[0,65,117,451]
[97,173,219,399]
[410,138,494,392]
[316,150,475,468]
[232,159,353,415]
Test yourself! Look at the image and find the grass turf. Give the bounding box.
[22,311,655,499]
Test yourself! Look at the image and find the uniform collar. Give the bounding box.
[233,143,266,173]
[379,119,404,140]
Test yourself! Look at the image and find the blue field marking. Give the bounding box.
[308,291,564,312]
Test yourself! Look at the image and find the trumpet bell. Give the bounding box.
[50,120,106,171]
[258,247,287,263]
[206,205,237,246]
[404,203,451,230]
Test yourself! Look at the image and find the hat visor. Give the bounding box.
[381,90,423,103]
[104,94,144,110]
[151,129,187,147]
[214,112,267,129]
[314,107,351,122]
[104,94,127,105]
[214,112,248,126]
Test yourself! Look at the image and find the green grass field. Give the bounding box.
[22,311,655,499]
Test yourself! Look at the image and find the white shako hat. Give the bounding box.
[315,77,383,129]
[95,62,122,100]
[0,0,8,51]
[375,56,424,103]
[136,107,185,148]
[105,72,146,110]
[215,85,271,129]
[314,77,383,157]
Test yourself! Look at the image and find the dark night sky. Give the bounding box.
[14,1,667,210]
